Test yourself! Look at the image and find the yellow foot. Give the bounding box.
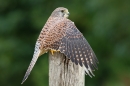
[50,49,60,55]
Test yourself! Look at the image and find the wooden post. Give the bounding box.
[49,52,85,86]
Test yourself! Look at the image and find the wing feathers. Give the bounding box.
[72,38,78,65]
[58,20,98,77]
[75,41,83,67]
[68,40,75,62]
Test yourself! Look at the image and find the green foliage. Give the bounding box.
[0,0,130,86]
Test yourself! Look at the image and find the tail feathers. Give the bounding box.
[21,49,41,84]
[83,64,95,78]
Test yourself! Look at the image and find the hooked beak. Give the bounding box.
[64,10,70,18]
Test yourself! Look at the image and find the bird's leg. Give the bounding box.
[50,50,54,55]
[50,49,60,55]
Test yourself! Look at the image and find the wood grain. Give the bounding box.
[49,52,85,86]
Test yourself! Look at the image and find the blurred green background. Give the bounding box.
[0,0,130,86]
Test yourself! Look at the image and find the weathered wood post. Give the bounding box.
[49,52,85,86]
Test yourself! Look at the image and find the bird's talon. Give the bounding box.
[50,49,60,55]
[51,50,54,55]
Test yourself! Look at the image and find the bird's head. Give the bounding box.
[51,7,70,18]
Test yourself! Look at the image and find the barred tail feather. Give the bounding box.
[21,42,41,84]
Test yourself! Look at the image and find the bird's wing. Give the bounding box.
[57,20,99,77]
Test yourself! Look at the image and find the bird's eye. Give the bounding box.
[61,10,64,13]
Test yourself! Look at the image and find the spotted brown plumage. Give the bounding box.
[21,7,98,84]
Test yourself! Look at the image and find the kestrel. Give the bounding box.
[21,7,98,84]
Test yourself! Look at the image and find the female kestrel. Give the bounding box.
[21,7,98,84]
